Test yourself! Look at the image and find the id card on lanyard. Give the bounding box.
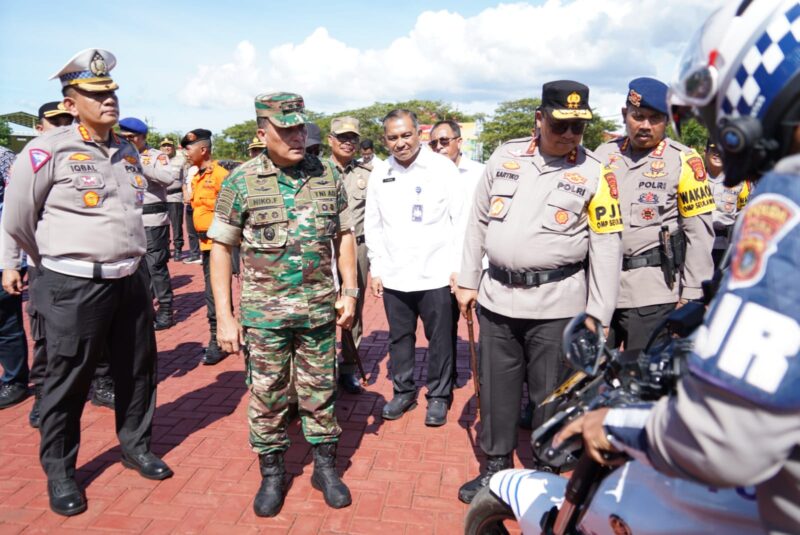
[412,185,423,222]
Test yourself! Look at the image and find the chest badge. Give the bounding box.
[554,210,569,225]
[83,191,100,207]
[489,197,505,217]
[638,192,660,204]
[357,178,367,189]
[502,161,520,170]
[643,160,667,178]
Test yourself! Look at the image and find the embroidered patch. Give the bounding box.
[730,194,800,289]
[69,153,92,161]
[83,191,100,207]
[29,148,51,172]
[641,207,656,221]
[124,155,138,165]
[489,198,505,217]
[643,160,667,178]
[638,192,659,204]
[502,161,520,170]
[563,172,586,185]
[555,210,569,225]
[605,172,619,199]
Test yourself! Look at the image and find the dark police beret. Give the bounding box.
[541,80,592,120]
[181,128,212,148]
[627,77,669,115]
[118,117,148,135]
[38,101,72,120]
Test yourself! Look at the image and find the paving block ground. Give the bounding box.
[0,258,534,534]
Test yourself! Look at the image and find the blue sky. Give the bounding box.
[0,0,718,134]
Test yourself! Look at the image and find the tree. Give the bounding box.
[478,99,619,159]
[0,119,11,148]
[677,117,709,153]
[212,120,258,161]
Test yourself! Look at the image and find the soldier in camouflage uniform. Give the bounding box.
[327,116,371,394]
[207,92,359,517]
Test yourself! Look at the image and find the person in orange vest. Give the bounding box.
[182,128,230,365]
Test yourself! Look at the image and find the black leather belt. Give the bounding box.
[142,202,168,215]
[355,235,365,245]
[166,187,183,194]
[488,261,585,288]
[622,247,662,271]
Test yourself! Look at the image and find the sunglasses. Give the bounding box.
[334,134,359,145]
[120,133,138,140]
[428,136,459,149]
[547,120,587,135]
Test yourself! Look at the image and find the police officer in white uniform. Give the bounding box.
[456,81,623,503]
[3,49,173,517]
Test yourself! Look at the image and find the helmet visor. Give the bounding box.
[671,23,719,108]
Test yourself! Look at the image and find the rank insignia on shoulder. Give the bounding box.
[29,148,51,172]
[650,140,667,158]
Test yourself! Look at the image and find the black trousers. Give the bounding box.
[27,268,110,387]
[478,308,570,456]
[201,251,216,341]
[167,202,184,252]
[0,269,28,385]
[382,286,453,400]
[185,206,200,257]
[145,225,173,314]
[32,264,157,480]
[608,303,675,352]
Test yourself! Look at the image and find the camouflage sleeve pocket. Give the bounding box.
[314,199,339,237]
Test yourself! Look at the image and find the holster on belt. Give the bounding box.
[659,225,676,290]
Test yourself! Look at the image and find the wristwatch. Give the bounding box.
[342,288,360,299]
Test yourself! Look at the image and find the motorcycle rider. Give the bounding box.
[556,2,800,533]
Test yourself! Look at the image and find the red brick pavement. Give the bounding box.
[0,259,533,534]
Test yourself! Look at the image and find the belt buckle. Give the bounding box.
[524,272,539,287]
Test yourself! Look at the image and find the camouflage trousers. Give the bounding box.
[245,321,341,454]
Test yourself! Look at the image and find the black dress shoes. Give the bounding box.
[121,452,174,480]
[425,398,448,427]
[202,340,227,366]
[381,394,417,420]
[48,478,87,516]
[338,373,363,394]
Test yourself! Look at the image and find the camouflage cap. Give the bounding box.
[254,92,307,128]
[330,116,360,135]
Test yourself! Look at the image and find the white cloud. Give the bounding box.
[178,0,719,119]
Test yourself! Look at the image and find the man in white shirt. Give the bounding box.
[428,120,485,380]
[364,109,463,426]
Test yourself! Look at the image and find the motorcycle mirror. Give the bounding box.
[561,313,604,377]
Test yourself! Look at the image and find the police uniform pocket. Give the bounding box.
[542,190,585,232]
[487,179,518,221]
[314,199,339,237]
[630,202,662,227]
[250,208,289,249]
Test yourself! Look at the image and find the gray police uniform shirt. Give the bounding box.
[3,124,147,266]
[459,137,623,325]
[709,172,747,251]
[139,146,177,228]
[332,158,371,240]
[594,137,715,307]
[166,151,185,203]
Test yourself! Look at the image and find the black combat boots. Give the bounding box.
[458,454,512,504]
[253,452,286,517]
[311,443,352,509]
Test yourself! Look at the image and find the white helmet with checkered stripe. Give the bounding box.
[670,0,800,185]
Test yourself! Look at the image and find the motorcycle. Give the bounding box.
[464,303,761,535]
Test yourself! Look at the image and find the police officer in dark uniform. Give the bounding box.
[4,49,173,517]
[119,118,177,330]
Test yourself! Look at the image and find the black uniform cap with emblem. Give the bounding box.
[38,101,72,120]
[181,128,212,148]
[541,80,593,120]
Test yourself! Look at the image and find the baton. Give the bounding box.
[466,307,480,417]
